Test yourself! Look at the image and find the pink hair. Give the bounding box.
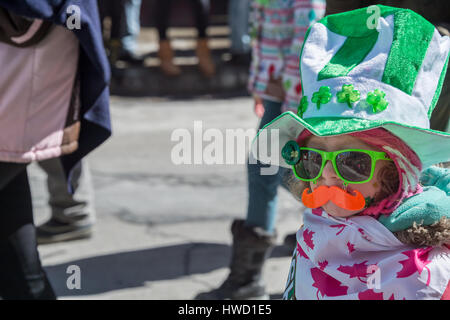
[296,128,423,218]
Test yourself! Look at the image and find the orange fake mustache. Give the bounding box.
[301,185,366,211]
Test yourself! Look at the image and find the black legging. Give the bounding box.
[0,163,56,300]
[98,0,128,40]
[156,0,210,40]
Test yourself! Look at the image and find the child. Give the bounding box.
[196,0,326,300]
[251,5,450,299]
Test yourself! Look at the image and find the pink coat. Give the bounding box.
[0,21,79,163]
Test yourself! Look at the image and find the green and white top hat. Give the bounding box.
[251,5,450,169]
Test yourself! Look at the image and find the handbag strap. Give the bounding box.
[0,8,53,47]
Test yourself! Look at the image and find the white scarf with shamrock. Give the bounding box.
[283,209,450,300]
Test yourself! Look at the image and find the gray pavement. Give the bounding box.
[30,96,304,300]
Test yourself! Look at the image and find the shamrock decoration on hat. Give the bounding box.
[251,5,450,169]
[298,96,309,118]
[312,86,332,109]
[337,84,360,109]
[366,89,388,113]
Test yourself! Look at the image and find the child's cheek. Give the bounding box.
[351,181,380,200]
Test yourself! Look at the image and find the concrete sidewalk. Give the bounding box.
[30,96,304,300]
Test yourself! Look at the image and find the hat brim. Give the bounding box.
[250,111,450,169]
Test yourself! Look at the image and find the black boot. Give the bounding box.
[0,225,56,300]
[195,219,277,300]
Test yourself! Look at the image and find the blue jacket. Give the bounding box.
[0,0,111,192]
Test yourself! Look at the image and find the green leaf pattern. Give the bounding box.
[311,86,332,110]
[366,89,388,113]
[337,84,360,109]
[297,96,308,118]
[301,85,388,114]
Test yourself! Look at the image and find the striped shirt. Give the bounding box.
[248,0,326,112]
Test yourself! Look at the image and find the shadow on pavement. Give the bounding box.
[45,242,292,297]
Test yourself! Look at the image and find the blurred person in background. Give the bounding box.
[35,159,95,244]
[155,0,215,77]
[227,0,251,65]
[99,0,144,65]
[0,0,111,299]
[195,0,326,300]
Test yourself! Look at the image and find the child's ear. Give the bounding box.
[393,217,450,247]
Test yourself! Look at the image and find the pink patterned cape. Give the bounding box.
[283,209,450,300]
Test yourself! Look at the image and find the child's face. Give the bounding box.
[305,134,389,218]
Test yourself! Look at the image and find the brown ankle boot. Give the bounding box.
[158,40,182,76]
[196,38,216,77]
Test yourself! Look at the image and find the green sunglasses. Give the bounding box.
[291,147,393,185]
